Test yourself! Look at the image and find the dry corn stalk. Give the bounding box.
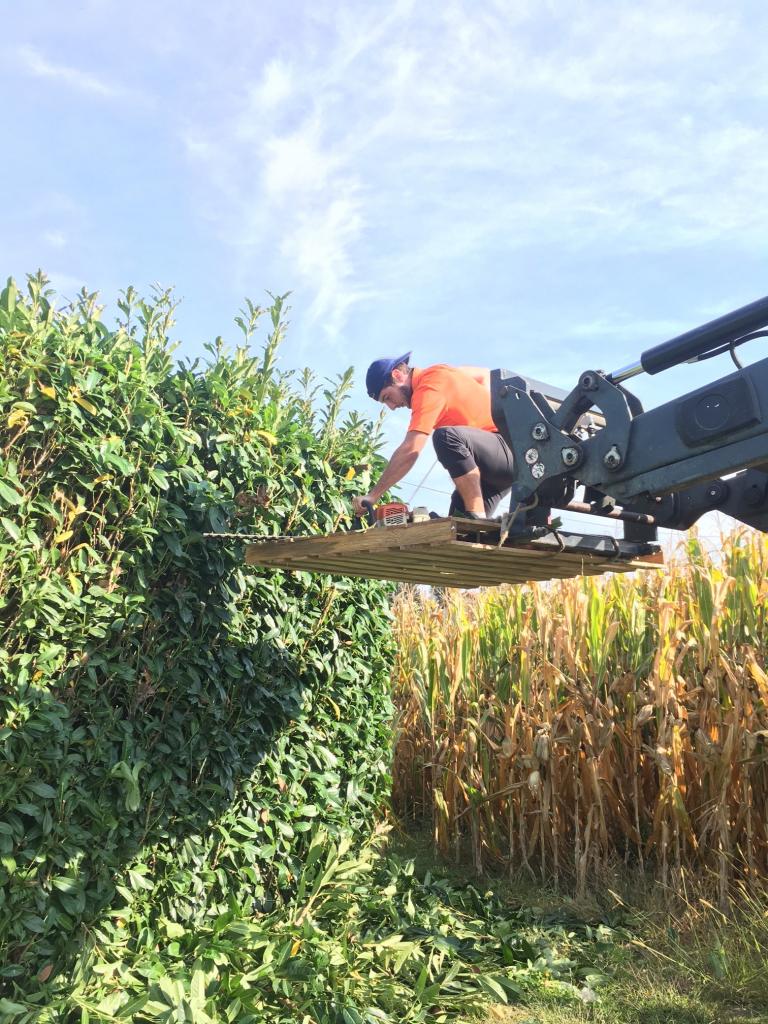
[391,531,768,887]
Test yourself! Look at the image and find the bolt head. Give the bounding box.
[532,422,549,441]
[603,445,622,470]
[745,484,762,507]
[525,447,539,465]
[531,463,545,479]
[561,446,580,467]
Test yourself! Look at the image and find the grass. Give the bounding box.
[477,871,768,1023]
[392,830,768,1024]
[483,996,765,1024]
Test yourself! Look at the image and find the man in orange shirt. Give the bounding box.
[352,352,515,520]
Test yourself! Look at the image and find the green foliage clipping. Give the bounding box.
[0,274,396,996]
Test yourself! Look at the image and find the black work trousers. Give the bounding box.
[432,426,515,517]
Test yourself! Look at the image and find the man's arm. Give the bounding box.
[352,430,429,514]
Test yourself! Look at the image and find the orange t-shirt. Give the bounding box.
[408,365,497,435]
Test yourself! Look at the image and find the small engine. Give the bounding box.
[374,501,410,527]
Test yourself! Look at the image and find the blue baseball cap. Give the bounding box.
[366,352,411,399]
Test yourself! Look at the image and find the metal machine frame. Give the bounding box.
[491,295,768,541]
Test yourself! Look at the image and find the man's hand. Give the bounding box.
[350,432,428,521]
[352,494,375,518]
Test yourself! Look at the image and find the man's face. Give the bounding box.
[378,366,412,410]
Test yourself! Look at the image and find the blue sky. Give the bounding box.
[3,0,767,518]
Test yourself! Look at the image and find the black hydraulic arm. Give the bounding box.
[491,294,768,534]
[612,294,768,380]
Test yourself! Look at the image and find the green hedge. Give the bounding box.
[0,275,395,995]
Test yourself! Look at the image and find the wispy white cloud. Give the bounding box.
[6,0,766,500]
[282,194,367,332]
[261,118,341,200]
[47,270,87,297]
[176,0,768,358]
[16,45,129,98]
[253,59,293,112]
[183,67,379,348]
[43,230,67,249]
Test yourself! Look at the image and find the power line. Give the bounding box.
[407,481,453,497]
[405,459,442,501]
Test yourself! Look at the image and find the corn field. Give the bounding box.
[392,531,768,899]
